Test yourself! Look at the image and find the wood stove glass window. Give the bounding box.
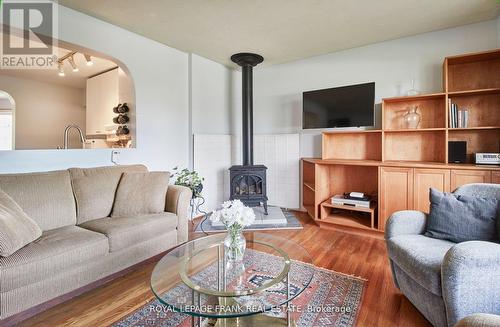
[233,174,263,196]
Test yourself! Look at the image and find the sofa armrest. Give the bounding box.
[166,185,192,243]
[454,314,500,327]
[384,210,427,240]
[442,241,500,327]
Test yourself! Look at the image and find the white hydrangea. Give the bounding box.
[210,199,256,229]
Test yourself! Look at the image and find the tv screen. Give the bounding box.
[302,82,375,129]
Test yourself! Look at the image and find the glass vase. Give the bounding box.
[224,227,246,261]
[403,105,421,129]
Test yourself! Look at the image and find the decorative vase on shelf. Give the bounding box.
[210,199,256,262]
[406,79,420,96]
[403,105,421,129]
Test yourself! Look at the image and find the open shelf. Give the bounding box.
[446,50,500,92]
[448,129,500,164]
[448,92,500,128]
[322,131,382,160]
[447,88,500,97]
[320,200,376,230]
[384,130,446,163]
[384,128,446,133]
[382,93,446,102]
[383,94,446,130]
[323,129,382,134]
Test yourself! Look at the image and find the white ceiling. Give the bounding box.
[58,0,499,67]
[0,34,118,88]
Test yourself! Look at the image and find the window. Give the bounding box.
[0,110,13,150]
[0,91,15,151]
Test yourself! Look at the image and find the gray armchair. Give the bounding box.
[385,184,500,327]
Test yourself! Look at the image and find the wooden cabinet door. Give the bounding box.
[379,167,414,231]
[490,171,500,184]
[450,169,492,190]
[414,169,450,213]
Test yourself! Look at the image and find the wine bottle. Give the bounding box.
[117,125,130,135]
[113,104,122,113]
[117,114,129,124]
[118,103,129,113]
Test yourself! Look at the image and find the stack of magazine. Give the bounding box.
[448,99,468,128]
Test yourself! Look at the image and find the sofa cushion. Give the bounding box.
[387,234,455,296]
[111,172,170,218]
[0,189,42,257]
[79,213,178,252]
[0,226,109,292]
[69,165,147,224]
[425,188,498,243]
[0,170,76,231]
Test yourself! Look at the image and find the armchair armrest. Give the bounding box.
[442,241,500,327]
[454,314,500,327]
[166,185,192,243]
[385,210,427,240]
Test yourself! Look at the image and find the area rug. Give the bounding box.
[194,206,303,233]
[112,250,366,327]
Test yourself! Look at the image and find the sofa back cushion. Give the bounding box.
[111,172,170,218]
[0,170,76,231]
[69,165,147,224]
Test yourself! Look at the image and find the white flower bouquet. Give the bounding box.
[210,200,255,260]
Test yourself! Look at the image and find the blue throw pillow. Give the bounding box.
[424,188,499,243]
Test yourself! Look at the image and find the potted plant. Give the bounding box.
[172,167,204,198]
[210,200,256,261]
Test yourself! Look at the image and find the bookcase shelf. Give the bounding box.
[448,129,500,164]
[383,94,446,130]
[322,131,382,161]
[384,128,446,133]
[447,88,500,97]
[446,49,500,92]
[384,130,446,163]
[320,201,377,230]
[448,92,500,128]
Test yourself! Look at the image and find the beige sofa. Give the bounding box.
[0,165,191,320]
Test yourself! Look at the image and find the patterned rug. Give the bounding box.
[113,250,366,327]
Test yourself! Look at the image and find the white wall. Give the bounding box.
[0,75,85,150]
[252,19,500,158]
[0,4,189,173]
[189,54,234,168]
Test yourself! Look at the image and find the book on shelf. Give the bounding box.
[448,100,468,128]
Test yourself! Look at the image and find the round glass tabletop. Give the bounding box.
[150,232,314,319]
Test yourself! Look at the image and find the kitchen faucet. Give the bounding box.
[62,124,86,149]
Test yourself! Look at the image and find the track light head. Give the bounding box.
[84,54,93,66]
[68,55,79,72]
[58,61,65,77]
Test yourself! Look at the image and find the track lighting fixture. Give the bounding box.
[68,55,79,72]
[84,54,93,66]
[58,61,65,76]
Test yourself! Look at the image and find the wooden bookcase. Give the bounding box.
[302,49,500,238]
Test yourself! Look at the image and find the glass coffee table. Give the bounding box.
[150,232,314,326]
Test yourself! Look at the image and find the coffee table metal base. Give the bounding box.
[190,274,294,327]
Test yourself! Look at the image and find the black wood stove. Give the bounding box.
[229,53,268,214]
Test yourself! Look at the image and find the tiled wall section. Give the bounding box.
[193,133,300,213]
[193,134,232,215]
[254,134,300,210]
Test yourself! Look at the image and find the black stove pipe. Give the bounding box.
[231,53,264,166]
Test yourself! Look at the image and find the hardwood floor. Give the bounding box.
[19,212,431,327]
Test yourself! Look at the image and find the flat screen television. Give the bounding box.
[302,82,375,129]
